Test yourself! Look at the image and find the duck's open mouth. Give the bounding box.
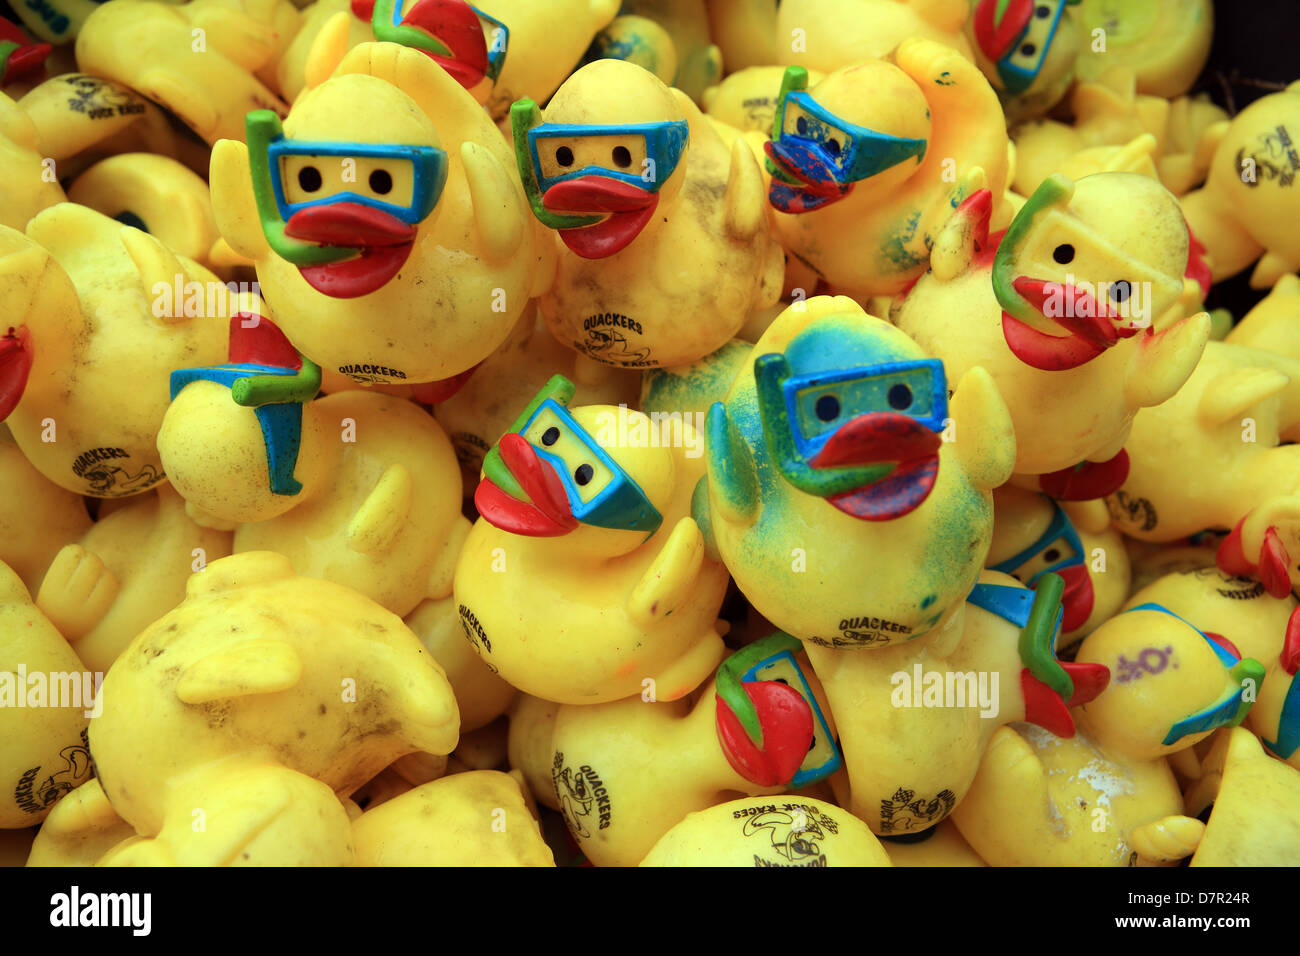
[1001,277,1143,371]
[474,432,577,536]
[285,202,417,298]
[764,138,851,213]
[543,177,659,259]
[807,412,942,520]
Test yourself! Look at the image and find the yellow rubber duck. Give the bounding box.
[1074,603,1264,763]
[74,0,290,145]
[211,38,551,390]
[549,632,842,865]
[16,72,204,184]
[0,561,94,829]
[895,171,1209,499]
[455,374,729,704]
[512,58,782,369]
[642,794,892,866]
[34,485,234,675]
[763,38,1008,299]
[87,551,460,866]
[1105,339,1300,598]
[701,295,1014,648]
[951,720,1195,865]
[806,569,1110,834]
[0,203,229,498]
[1181,83,1300,286]
[967,0,1084,122]
[160,383,469,619]
[351,770,554,865]
[987,486,1130,646]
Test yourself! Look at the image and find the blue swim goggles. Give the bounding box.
[767,67,927,188]
[245,111,448,264]
[483,375,663,535]
[974,0,1080,96]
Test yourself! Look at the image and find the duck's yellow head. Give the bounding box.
[511,59,689,259]
[1076,604,1264,761]
[475,374,677,560]
[763,61,930,214]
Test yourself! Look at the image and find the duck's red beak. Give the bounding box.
[474,433,577,536]
[285,202,417,298]
[543,177,659,259]
[0,325,32,421]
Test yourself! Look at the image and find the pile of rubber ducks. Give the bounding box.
[2,0,1300,868]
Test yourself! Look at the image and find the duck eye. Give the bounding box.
[888,383,913,410]
[1053,243,1074,264]
[796,116,808,136]
[825,138,841,155]
[611,146,632,168]
[541,427,560,446]
[555,146,575,167]
[1044,548,1061,562]
[1021,43,1037,57]
[815,395,840,421]
[298,166,322,192]
[574,463,594,485]
[368,169,393,195]
[1036,4,1051,16]
[1109,281,1132,303]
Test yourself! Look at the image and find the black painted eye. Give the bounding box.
[888,383,913,410]
[815,395,840,421]
[1021,43,1037,57]
[612,146,632,168]
[1036,4,1051,17]
[825,137,841,155]
[574,463,594,485]
[1053,243,1074,264]
[796,116,808,136]
[368,169,393,194]
[1110,281,1132,303]
[774,677,790,685]
[298,166,322,192]
[556,146,575,167]
[808,733,816,752]
[541,427,560,446]
[1044,548,1061,562]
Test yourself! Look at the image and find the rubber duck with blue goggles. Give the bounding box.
[765,66,926,214]
[511,95,688,259]
[358,0,509,95]
[971,0,1082,112]
[476,375,662,537]
[1075,602,1265,761]
[698,296,1017,650]
[245,109,449,299]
